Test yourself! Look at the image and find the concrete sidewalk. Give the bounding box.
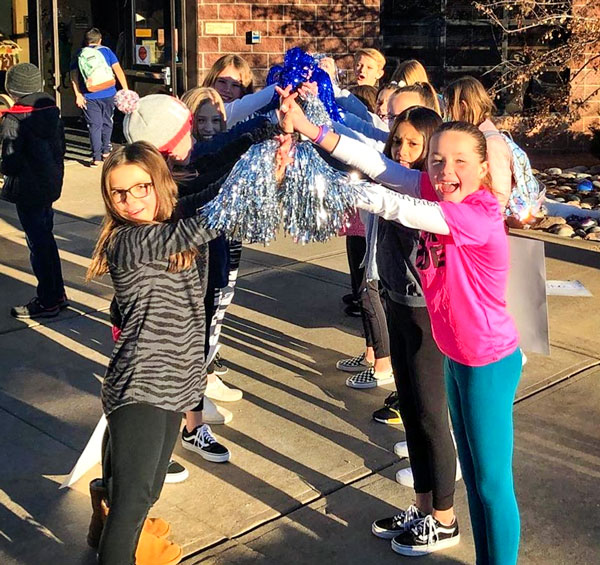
[0,162,598,564]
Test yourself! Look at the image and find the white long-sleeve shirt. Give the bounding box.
[225,84,277,129]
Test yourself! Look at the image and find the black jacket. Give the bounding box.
[0,92,65,207]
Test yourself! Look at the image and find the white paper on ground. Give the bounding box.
[546,280,593,297]
[60,414,107,489]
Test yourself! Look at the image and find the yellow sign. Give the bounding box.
[136,28,153,38]
[204,22,234,36]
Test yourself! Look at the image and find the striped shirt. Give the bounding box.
[102,200,216,416]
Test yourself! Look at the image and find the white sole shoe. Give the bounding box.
[202,397,233,424]
[336,352,372,373]
[391,533,461,556]
[205,375,243,402]
[396,461,462,488]
[393,441,409,459]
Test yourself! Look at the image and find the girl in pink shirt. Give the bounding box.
[278,87,522,564]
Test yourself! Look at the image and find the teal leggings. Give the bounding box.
[445,348,522,565]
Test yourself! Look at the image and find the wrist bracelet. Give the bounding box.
[313,125,330,144]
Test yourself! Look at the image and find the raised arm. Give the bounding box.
[109,216,217,270]
[225,84,277,129]
[343,112,389,144]
[357,183,450,235]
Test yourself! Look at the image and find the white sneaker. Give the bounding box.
[394,441,409,459]
[202,397,233,424]
[396,461,463,488]
[205,375,243,402]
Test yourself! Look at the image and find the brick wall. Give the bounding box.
[196,0,381,87]
[569,1,600,138]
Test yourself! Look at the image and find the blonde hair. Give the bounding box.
[201,54,254,95]
[86,142,197,280]
[181,87,226,139]
[389,82,441,116]
[444,76,496,126]
[354,48,386,71]
[391,59,429,86]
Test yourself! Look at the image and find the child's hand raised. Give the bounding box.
[275,85,313,137]
[274,134,294,184]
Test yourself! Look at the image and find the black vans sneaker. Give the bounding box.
[181,424,230,463]
[371,504,424,539]
[11,297,60,319]
[164,459,189,484]
[391,515,460,556]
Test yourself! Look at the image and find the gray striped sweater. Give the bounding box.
[102,203,217,416]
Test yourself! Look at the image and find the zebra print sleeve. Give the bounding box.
[108,217,217,270]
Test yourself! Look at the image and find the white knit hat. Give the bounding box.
[115,90,191,155]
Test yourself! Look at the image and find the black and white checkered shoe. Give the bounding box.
[336,352,372,373]
[346,367,394,389]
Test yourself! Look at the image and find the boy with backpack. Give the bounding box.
[0,63,68,319]
[71,27,128,167]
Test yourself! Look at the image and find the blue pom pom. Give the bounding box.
[266,47,345,124]
[577,179,593,192]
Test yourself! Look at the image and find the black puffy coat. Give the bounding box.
[0,92,65,207]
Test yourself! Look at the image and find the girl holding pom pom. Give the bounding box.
[279,88,522,564]
[87,141,219,565]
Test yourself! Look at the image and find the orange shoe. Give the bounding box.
[143,517,171,539]
[135,530,182,565]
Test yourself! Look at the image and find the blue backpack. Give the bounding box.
[483,130,545,219]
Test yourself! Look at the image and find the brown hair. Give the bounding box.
[391,59,429,86]
[201,54,254,96]
[384,106,443,171]
[349,85,378,113]
[389,82,441,116]
[85,28,102,45]
[430,121,493,189]
[444,76,496,126]
[86,142,197,280]
[353,48,386,71]
[181,87,226,139]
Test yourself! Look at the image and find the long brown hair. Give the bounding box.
[444,76,496,126]
[86,142,198,280]
[430,121,493,190]
[384,106,443,171]
[201,54,254,96]
[181,86,226,140]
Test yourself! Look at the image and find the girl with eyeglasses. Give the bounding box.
[87,141,220,565]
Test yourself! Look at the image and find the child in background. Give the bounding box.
[336,84,393,390]
[391,59,430,86]
[1,63,68,319]
[354,48,386,87]
[375,83,398,122]
[444,76,512,208]
[181,86,244,415]
[87,141,219,565]
[202,54,277,129]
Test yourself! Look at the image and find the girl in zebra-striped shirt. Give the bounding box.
[87,141,218,565]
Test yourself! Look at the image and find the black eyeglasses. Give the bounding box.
[110,182,153,203]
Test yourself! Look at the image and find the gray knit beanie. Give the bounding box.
[5,63,42,99]
[114,90,191,155]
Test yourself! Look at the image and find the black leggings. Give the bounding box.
[386,299,456,510]
[345,235,366,301]
[99,403,182,565]
[359,275,390,359]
